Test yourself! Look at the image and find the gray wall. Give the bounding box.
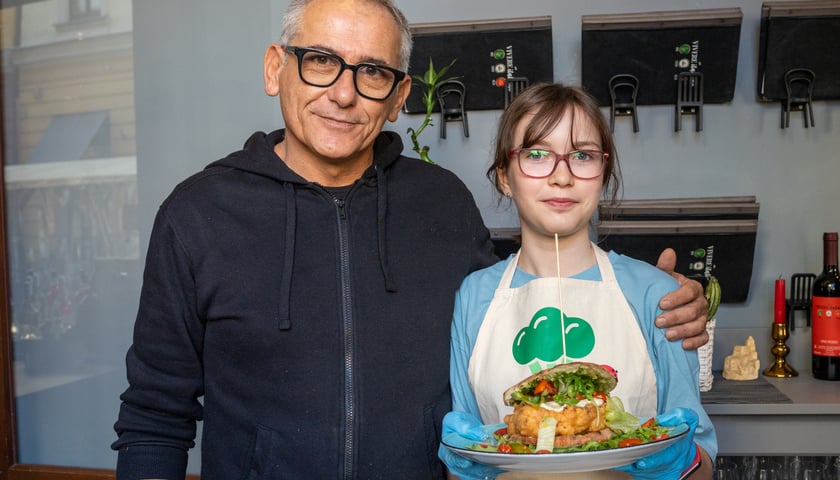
[134,0,840,374]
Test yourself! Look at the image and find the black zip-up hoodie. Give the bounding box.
[113,129,497,479]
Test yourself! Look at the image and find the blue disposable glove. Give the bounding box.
[614,407,701,480]
[438,411,504,480]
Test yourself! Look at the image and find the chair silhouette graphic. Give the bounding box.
[609,74,639,133]
[782,68,815,129]
[505,77,530,109]
[675,71,703,132]
[436,80,469,139]
[788,273,816,330]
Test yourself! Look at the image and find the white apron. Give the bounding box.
[468,244,658,425]
[467,245,658,480]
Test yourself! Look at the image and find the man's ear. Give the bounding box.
[264,44,284,97]
[387,76,412,122]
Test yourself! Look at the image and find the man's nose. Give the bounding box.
[329,67,358,104]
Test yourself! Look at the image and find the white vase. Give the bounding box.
[699,318,716,392]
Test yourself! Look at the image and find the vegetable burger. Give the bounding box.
[502,362,620,448]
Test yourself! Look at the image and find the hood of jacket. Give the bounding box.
[202,128,407,326]
[207,129,405,184]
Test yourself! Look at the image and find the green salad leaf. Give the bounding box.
[469,420,670,454]
[468,397,669,455]
[604,396,641,433]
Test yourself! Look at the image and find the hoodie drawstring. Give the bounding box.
[375,165,396,292]
[278,182,297,328]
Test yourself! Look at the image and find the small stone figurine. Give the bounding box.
[722,336,760,380]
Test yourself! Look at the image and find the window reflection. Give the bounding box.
[69,0,102,21]
[1,0,260,471]
[2,0,138,468]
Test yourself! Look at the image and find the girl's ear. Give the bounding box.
[497,166,512,197]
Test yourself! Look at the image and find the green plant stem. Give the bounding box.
[407,58,458,165]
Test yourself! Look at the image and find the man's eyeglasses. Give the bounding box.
[284,46,406,101]
[510,148,607,179]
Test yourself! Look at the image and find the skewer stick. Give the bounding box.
[555,233,567,364]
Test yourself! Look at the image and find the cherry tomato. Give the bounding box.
[641,417,656,428]
[497,443,513,453]
[618,438,644,447]
[593,391,608,402]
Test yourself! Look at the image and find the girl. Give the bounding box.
[440,84,715,480]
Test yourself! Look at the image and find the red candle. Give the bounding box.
[774,278,786,324]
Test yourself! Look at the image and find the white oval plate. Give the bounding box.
[442,423,688,473]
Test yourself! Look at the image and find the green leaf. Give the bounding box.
[406,57,459,165]
[605,396,641,433]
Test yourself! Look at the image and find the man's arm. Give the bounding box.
[655,248,710,350]
[113,209,199,479]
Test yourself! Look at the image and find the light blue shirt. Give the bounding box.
[448,250,717,460]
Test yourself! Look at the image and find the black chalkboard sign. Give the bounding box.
[403,17,554,113]
[581,8,742,107]
[596,195,760,304]
[757,1,840,101]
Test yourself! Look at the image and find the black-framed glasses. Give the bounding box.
[284,45,406,101]
[510,148,607,179]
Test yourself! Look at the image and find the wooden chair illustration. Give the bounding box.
[675,71,703,132]
[782,68,815,129]
[436,80,469,139]
[609,74,640,133]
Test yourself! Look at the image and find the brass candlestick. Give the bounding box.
[763,322,798,377]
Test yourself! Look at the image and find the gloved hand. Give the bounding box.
[614,407,701,480]
[438,411,504,480]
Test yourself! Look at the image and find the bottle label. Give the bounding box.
[813,296,840,357]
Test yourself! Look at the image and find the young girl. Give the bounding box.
[440,84,716,480]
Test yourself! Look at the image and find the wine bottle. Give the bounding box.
[812,231,840,380]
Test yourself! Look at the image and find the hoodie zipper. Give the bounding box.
[333,194,355,479]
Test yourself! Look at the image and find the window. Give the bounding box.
[69,0,102,21]
[1,1,273,477]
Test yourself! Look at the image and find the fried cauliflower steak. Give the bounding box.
[503,401,607,437]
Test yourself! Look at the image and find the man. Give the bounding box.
[112,1,708,479]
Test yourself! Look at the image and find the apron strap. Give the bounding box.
[498,249,521,288]
[592,244,617,283]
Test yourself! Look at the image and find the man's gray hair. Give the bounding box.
[279,0,413,72]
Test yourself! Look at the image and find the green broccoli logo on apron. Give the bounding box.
[512,306,596,374]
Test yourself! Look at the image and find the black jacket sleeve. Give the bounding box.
[112,206,203,478]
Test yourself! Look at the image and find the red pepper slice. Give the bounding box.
[618,438,644,447]
[533,379,556,395]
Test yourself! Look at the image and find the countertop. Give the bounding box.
[702,372,840,414]
[701,372,840,455]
